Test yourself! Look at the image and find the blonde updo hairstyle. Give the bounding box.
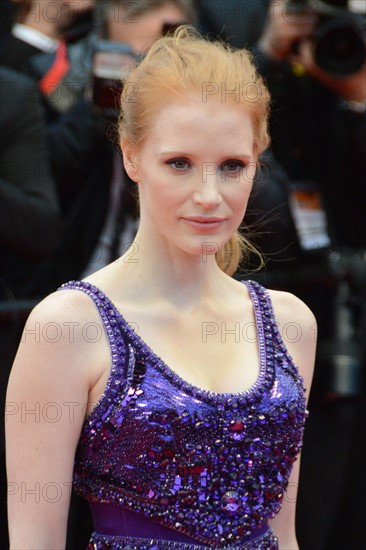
[119,26,271,276]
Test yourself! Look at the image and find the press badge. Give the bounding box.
[289,183,331,251]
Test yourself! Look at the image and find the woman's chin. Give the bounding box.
[171,237,229,263]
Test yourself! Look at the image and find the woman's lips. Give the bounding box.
[181,216,227,230]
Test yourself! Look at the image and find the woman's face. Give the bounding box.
[123,95,256,259]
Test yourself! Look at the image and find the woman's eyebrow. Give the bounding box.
[157,150,253,160]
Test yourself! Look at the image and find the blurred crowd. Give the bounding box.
[1,1,365,549]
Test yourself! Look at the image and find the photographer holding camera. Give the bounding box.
[257,0,366,247]
[24,0,197,298]
[255,1,366,548]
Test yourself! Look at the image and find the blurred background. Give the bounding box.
[0,1,365,548]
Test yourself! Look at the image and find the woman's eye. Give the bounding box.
[167,159,190,171]
[221,161,245,174]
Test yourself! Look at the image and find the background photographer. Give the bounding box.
[24,0,197,298]
[0,0,95,72]
[255,1,366,548]
[257,0,366,247]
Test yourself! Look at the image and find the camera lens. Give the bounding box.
[314,19,366,77]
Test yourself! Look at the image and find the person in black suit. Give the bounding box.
[0,65,61,547]
[0,0,95,73]
[0,0,62,72]
[0,66,61,300]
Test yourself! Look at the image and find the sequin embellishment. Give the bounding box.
[88,527,278,549]
[59,280,308,548]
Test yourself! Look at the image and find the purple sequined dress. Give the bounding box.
[59,280,308,549]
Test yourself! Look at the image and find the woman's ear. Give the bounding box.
[121,143,139,182]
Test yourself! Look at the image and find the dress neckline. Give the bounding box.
[61,280,276,405]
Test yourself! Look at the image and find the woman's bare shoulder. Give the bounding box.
[266,288,317,329]
[17,287,108,386]
[28,286,100,329]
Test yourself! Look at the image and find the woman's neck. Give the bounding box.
[117,233,230,309]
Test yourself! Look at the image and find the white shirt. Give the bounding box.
[12,23,59,53]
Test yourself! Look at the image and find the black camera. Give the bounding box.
[290,1,366,77]
[91,39,142,111]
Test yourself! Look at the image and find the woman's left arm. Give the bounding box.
[268,290,317,550]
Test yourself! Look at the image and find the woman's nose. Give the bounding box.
[192,183,224,210]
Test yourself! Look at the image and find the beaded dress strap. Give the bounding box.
[57,280,135,436]
[244,280,306,383]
